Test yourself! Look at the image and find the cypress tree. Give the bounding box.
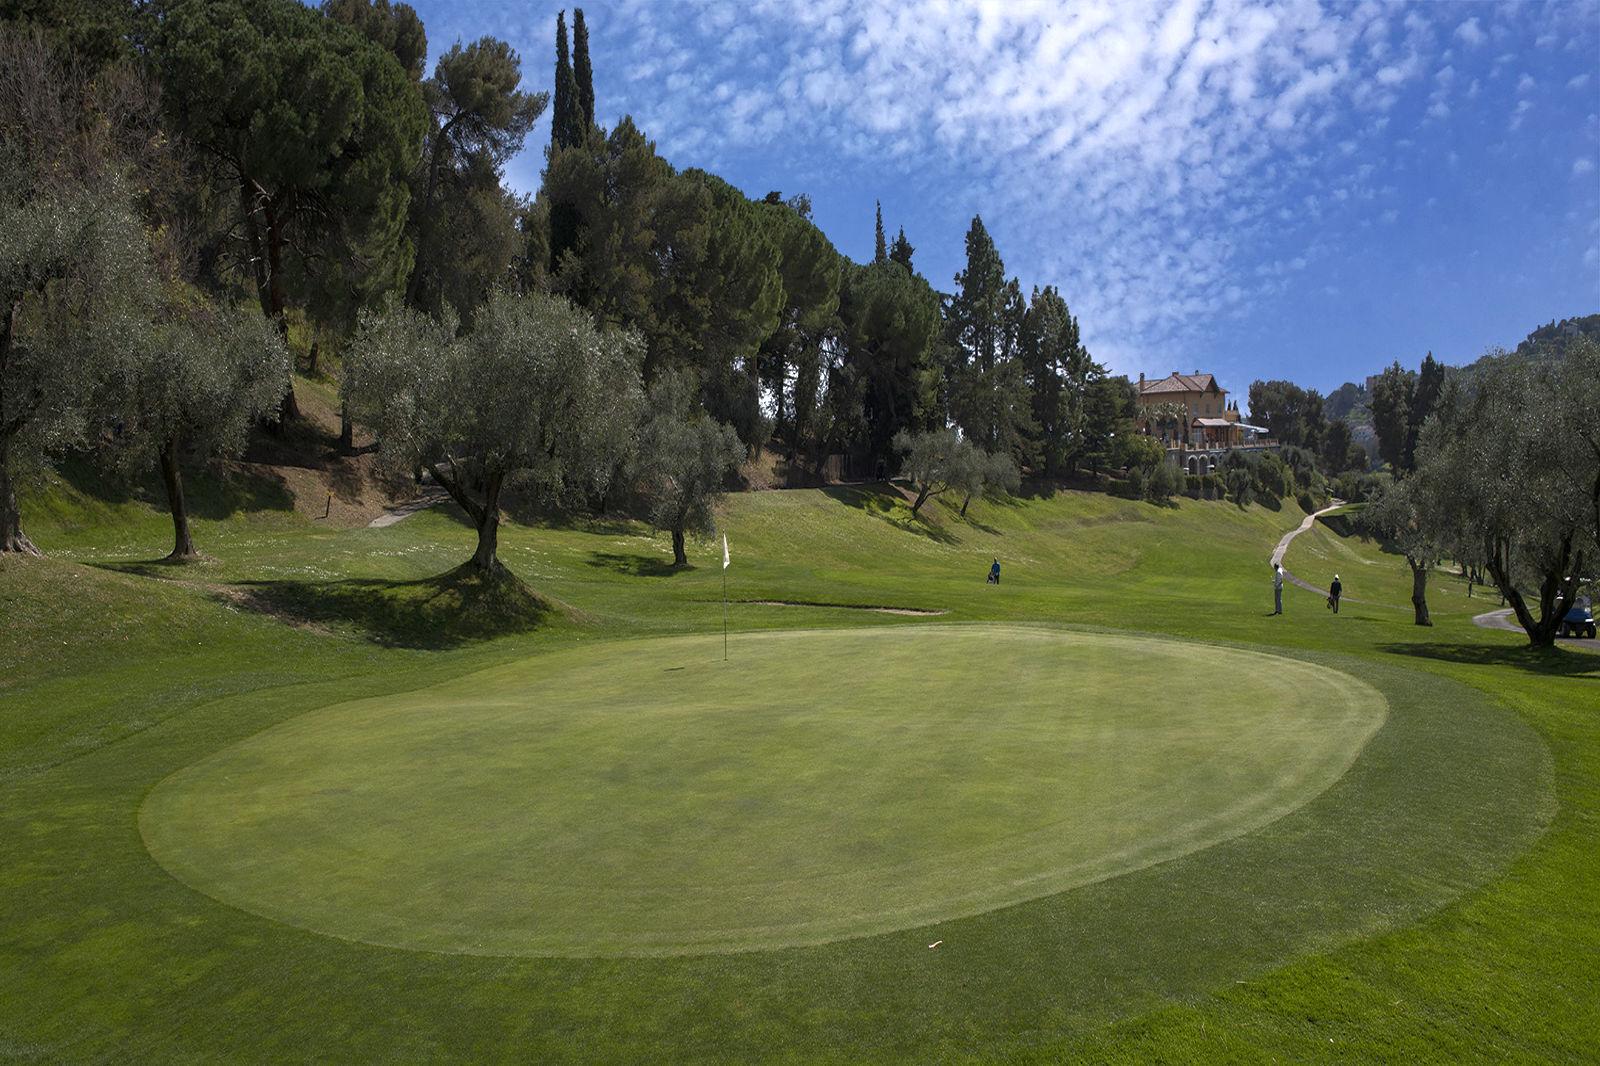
[552,11,579,150]
[573,8,594,130]
[1404,351,1445,471]
[873,200,887,264]
[889,226,914,271]
[549,11,581,274]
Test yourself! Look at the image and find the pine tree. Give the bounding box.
[947,215,1006,370]
[573,8,594,130]
[943,218,1035,461]
[1020,285,1098,477]
[888,226,914,271]
[873,200,887,264]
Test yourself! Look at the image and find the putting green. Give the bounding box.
[141,626,1386,957]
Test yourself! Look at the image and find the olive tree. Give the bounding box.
[1359,475,1442,626]
[896,428,992,518]
[949,444,1020,517]
[634,369,743,566]
[1415,349,1595,646]
[344,291,642,576]
[0,29,151,554]
[103,292,288,560]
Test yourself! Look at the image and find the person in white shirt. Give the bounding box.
[1272,563,1285,615]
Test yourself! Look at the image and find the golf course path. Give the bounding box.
[1270,502,1344,568]
[367,486,449,528]
[1272,501,1392,606]
[1473,607,1600,652]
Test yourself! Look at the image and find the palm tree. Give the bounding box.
[1146,402,1191,446]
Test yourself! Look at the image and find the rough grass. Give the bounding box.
[0,477,1593,1062]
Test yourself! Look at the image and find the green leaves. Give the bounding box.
[155,0,426,326]
[635,367,743,546]
[346,291,643,504]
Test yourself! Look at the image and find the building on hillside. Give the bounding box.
[1135,370,1277,472]
[1136,371,1240,446]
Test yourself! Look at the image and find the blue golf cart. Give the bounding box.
[1560,595,1596,640]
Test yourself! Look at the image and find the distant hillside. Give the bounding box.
[1513,313,1600,360]
[1327,311,1598,433]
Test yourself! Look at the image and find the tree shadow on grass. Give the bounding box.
[51,455,296,518]
[219,565,555,649]
[1377,641,1600,679]
[585,551,687,578]
[94,558,211,579]
[822,483,959,545]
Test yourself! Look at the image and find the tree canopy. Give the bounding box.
[634,368,744,566]
[1412,344,1597,645]
[345,292,643,575]
[154,0,427,419]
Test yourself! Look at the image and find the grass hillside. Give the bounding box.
[1,475,1593,1061]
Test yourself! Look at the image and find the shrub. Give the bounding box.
[1225,466,1255,508]
[1147,459,1183,502]
[1124,467,1147,500]
[1254,453,1291,501]
[1116,434,1166,472]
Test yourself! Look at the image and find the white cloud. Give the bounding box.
[510,0,1593,373]
[1517,73,1536,93]
[1575,158,1596,176]
[1455,18,1487,47]
[1569,73,1592,91]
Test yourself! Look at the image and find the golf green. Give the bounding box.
[140,625,1386,957]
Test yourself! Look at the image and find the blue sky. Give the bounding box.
[403,0,1600,396]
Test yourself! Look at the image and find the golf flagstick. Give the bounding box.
[721,533,730,660]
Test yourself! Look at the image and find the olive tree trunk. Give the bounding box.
[910,482,942,516]
[252,192,299,429]
[0,438,40,556]
[339,400,354,453]
[430,461,506,576]
[671,525,687,567]
[1407,557,1431,626]
[1485,533,1576,648]
[159,438,198,562]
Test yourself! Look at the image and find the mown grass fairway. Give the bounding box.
[142,626,1385,956]
[0,464,1588,1061]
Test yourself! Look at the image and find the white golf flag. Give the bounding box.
[722,534,730,569]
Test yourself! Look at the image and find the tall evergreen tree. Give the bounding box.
[572,7,594,130]
[551,11,575,149]
[754,198,841,454]
[873,201,886,264]
[944,216,1034,462]
[947,215,1007,371]
[153,0,427,426]
[398,36,545,317]
[322,0,426,80]
[888,226,914,271]
[548,11,582,275]
[840,261,941,462]
[1020,285,1098,477]
[1371,361,1416,473]
[1404,351,1445,470]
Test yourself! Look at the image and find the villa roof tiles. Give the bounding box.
[1139,372,1219,395]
